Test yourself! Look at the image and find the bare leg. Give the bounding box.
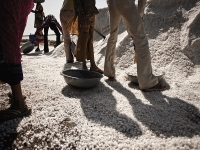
[0,82,31,123]
[60,10,75,62]
[82,60,88,70]
[89,56,97,70]
[10,83,25,108]
[35,44,40,52]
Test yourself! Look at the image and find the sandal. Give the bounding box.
[142,82,167,92]
[0,105,31,123]
[108,77,116,81]
[90,67,104,74]
[67,60,74,63]
[35,47,40,52]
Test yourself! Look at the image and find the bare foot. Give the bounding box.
[90,67,104,74]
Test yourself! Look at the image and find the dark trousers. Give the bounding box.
[44,22,61,53]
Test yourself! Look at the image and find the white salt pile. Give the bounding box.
[0,0,200,149]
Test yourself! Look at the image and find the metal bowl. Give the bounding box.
[61,69,103,88]
[21,42,35,54]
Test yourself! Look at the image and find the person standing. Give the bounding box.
[74,0,103,73]
[31,2,45,52]
[60,0,75,63]
[0,0,34,122]
[104,0,167,92]
[35,14,63,53]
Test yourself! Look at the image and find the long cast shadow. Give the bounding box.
[106,80,200,137]
[61,82,142,138]
[140,91,200,137]
[0,118,23,149]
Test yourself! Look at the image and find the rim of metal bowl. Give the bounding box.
[60,69,103,80]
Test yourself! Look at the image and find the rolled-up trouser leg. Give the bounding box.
[118,0,158,89]
[60,10,75,61]
[104,0,122,78]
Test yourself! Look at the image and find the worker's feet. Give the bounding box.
[90,67,104,74]
[44,48,49,54]
[0,104,31,123]
[108,77,116,81]
[67,59,74,63]
[54,44,59,48]
[54,41,61,48]
[141,82,167,92]
[35,47,40,52]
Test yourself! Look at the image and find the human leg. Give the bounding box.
[35,36,40,52]
[76,16,90,69]
[104,0,122,78]
[10,83,25,107]
[0,64,31,121]
[44,26,49,53]
[60,10,75,62]
[0,83,31,123]
[35,44,40,52]
[51,23,61,47]
[0,0,33,122]
[118,0,158,89]
[87,15,103,74]
[35,30,44,52]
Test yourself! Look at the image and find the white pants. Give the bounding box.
[104,0,158,89]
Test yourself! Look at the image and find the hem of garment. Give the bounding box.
[0,63,23,85]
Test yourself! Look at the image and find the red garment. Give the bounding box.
[0,0,34,64]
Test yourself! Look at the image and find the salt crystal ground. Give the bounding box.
[0,0,200,149]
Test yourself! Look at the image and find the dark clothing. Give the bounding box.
[35,15,63,35]
[74,0,99,15]
[0,64,23,85]
[35,15,63,52]
[44,23,61,53]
